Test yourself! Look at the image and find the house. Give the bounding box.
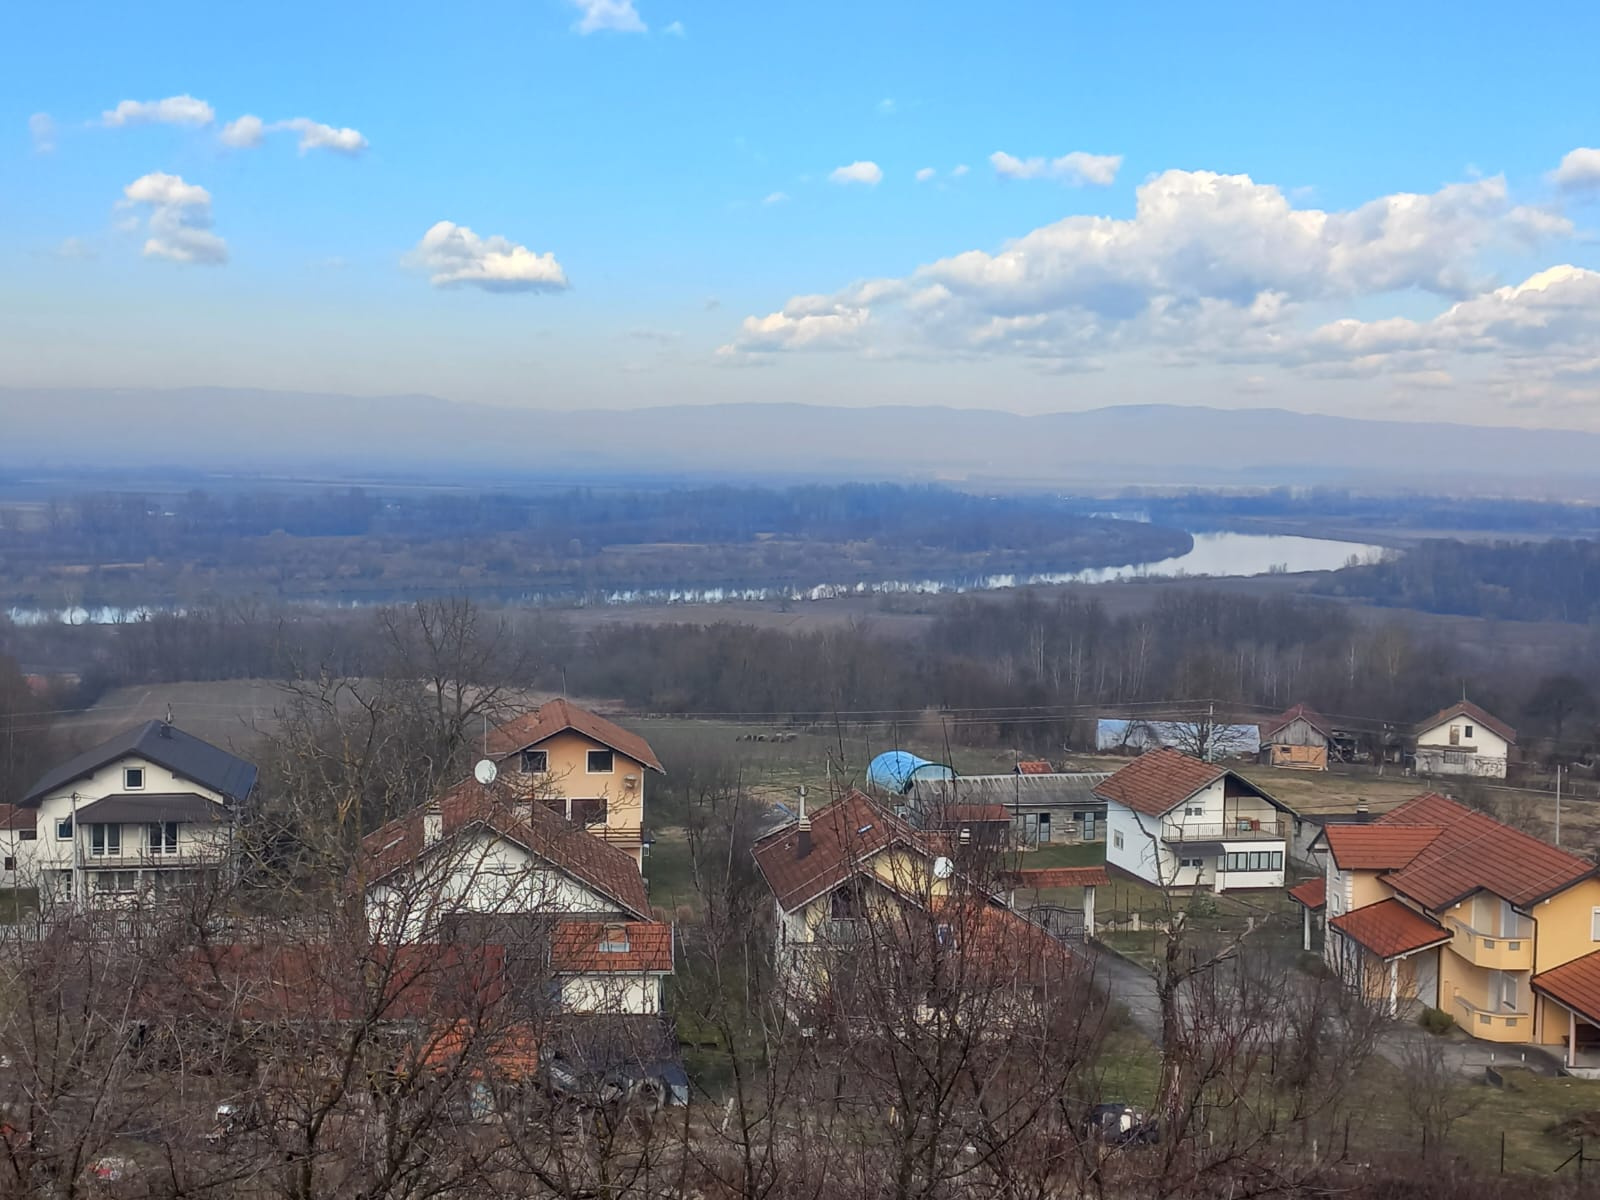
[1296,791,1600,1068]
[16,720,257,907]
[750,790,1078,1021]
[1258,704,1335,771]
[907,773,1110,845]
[360,776,673,1016]
[1095,718,1261,759]
[1412,700,1516,780]
[916,802,1013,850]
[485,699,664,870]
[1096,748,1298,892]
[0,804,39,890]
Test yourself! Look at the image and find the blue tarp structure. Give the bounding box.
[867,750,956,794]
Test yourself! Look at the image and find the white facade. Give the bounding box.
[25,755,233,906]
[1415,717,1510,779]
[1105,778,1287,893]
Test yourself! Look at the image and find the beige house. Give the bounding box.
[486,699,664,870]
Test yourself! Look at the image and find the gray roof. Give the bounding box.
[22,721,258,807]
[908,773,1112,809]
[73,793,228,824]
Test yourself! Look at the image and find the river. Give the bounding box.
[5,532,1386,625]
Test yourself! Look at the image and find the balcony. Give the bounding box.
[1454,996,1532,1042]
[80,848,227,870]
[1163,818,1287,844]
[1446,918,1534,970]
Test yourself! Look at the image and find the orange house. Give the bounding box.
[486,699,664,870]
[1293,792,1600,1070]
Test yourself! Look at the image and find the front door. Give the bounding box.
[1037,812,1051,843]
[1082,811,1096,841]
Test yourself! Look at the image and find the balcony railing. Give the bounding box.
[1454,995,1531,1039]
[1163,818,1287,843]
[79,848,227,868]
[1446,918,1534,970]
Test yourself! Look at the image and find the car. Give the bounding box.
[1085,1102,1160,1145]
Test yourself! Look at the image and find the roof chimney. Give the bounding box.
[423,802,443,848]
[796,785,812,859]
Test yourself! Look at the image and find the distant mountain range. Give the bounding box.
[3,386,1598,493]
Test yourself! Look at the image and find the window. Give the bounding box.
[1464,725,1475,739]
[1223,851,1285,873]
[1448,725,1461,746]
[598,925,631,953]
[519,749,548,774]
[1184,805,1205,817]
[18,829,35,842]
[1179,856,1204,869]
[124,767,145,791]
[586,749,614,774]
[1113,831,1125,850]
[56,817,73,841]
[570,797,608,826]
[90,824,121,857]
[2,857,13,873]
[148,822,179,855]
[1590,907,1600,942]
[93,870,139,893]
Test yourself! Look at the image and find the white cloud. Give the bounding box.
[829,160,883,186]
[990,149,1122,186]
[407,221,569,292]
[1552,147,1600,192]
[720,168,1578,367]
[662,19,685,35]
[278,117,368,155]
[220,114,265,148]
[29,113,55,153]
[55,237,95,261]
[762,191,789,205]
[915,167,936,183]
[102,94,214,128]
[951,164,970,178]
[877,98,896,116]
[571,0,646,33]
[120,171,227,265]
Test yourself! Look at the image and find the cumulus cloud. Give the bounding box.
[829,160,882,186]
[102,94,214,127]
[1553,147,1600,192]
[662,19,685,35]
[951,164,970,177]
[407,221,569,292]
[762,191,789,205]
[29,113,55,153]
[990,149,1122,186]
[220,114,265,148]
[915,167,936,183]
[720,167,1578,369]
[571,0,646,33]
[120,171,227,265]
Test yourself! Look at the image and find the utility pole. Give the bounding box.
[1556,764,1563,847]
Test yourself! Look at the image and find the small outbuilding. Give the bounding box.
[1259,704,1334,771]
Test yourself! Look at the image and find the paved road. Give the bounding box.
[1087,945,1163,1040]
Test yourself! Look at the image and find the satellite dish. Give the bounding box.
[473,759,499,786]
[933,856,954,880]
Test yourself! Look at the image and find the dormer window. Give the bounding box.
[519,749,548,774]
[599,924,631,953]
[124,767,145,791]
[586,750,614,774]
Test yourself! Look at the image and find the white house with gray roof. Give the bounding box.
[18,720,257,907]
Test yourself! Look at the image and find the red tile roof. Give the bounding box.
[1006,866,1110,890]
[1092,748,1226,817]
[1322,824,1444,871]
[928,899,1077,985]
[1260,703,1333,742]
[1287,877,1326,910]
[487,699,664,773]
[1375,792,1592,909]
[0,803,34,832]
[1015,760,1053,775]
[550,921,673,973]
[1328,898,1450,960]
[1414,700,1516,746]
[359,778,651,918]
[751,790,926,912]
[1534,949,1600,1026]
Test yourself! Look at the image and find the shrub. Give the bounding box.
[1417,1006,1456,1036]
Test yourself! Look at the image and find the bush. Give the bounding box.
[1418,1006,1456,1036]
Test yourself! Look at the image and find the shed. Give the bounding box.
[1259,704,1334,771]
[907,773,1112,845]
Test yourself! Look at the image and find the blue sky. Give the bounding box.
[3,0,1599,425]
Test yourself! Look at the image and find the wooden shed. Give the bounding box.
[1259,704,1333,771]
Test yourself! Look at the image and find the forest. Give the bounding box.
[1318,539,1600,623]
[0,483,1188,610]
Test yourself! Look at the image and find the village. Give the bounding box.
[3,682,1599,1195]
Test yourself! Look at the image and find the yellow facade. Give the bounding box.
[507,729,648,867]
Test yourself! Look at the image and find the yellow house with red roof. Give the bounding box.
[1292,792,1600,1067]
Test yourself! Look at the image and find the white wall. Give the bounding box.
[1106,801,1180,887]
[559,974,662,1015]
[1416,719,1510,778]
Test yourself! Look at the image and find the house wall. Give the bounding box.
[1106,801,1174,887]
[366,831,617,943]
[1266,717,1330,749]
[506,730,646,863]
[559,973,662,1015]
[1532,877,1600,975]
[1416,720,1511,779]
